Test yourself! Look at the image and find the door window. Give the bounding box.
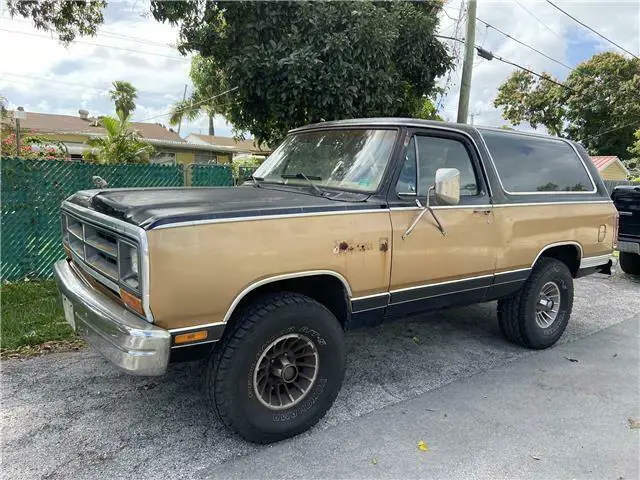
[396,135,479,197]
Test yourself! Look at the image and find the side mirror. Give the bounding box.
[434,168,460,206]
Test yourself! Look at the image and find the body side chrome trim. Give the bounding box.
[389,284,488,306]
[223,270,353,323]
[531,241,584,268]
[390,273,494,294]
[153,208,389,230]
[350,291,391,302]
[168,321,227,334]
[62,201,153,324]
[495,267,531,275]
[170,339,218,349]
[579,254,613,269]
[475,128,598,196]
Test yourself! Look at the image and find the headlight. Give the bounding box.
[118,241,139,291]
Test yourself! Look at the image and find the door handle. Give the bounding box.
[473,209,491,215]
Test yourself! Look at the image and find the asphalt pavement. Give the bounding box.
[2,272,639,480]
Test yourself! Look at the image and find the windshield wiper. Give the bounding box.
[281,173,326,197]
[251,175,264,188]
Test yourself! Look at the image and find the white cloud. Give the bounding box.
[1,0,638,140]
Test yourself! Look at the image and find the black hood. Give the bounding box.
[66,185,384,229]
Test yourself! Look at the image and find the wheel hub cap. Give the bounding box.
[535,281,561,328]
[253,333,319,410]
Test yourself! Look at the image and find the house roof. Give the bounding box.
[9,111,185,143]
[590,156,620,170]
[188,133,271,154]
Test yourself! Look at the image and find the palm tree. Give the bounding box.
[83,111,154,164]
[168,56,227,136]
[109,81,137,118]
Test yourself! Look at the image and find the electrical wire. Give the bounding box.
[137,86,239,122]
[513,0,563,41]
[476,18,573,70]
[0,28,189,62]
[545,0,639,59]
[489,53,577,93]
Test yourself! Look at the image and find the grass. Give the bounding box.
[1,280,80,355]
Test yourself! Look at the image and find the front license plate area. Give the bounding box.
[62,295,75,331]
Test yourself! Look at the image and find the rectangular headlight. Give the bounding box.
[118,241,139,291]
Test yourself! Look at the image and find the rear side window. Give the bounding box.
[480,130,595,193]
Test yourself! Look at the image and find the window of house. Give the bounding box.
[150,152,176,165]
[396,135,479,197]
[480,130,595,193]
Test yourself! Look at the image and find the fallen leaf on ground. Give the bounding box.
[412,336,420,344]
[628,418,640,429]
[564,356,579,363]
[531,455,541,460]
[372,458,378,465]
[417,440,429,452]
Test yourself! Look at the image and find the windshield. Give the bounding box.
[253,129,398,193]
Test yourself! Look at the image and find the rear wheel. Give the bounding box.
[498,258,573,349]
[619,252,640,275]
[206,292,345,443]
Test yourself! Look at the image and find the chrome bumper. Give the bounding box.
[54,260,170,376]
[618,240,640,255]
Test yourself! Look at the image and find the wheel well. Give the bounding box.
[228,275,350,330]
[537,244,581,277]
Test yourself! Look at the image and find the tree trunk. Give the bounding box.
[208,115,215,136]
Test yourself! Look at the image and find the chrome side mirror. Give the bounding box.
[434,168,460,206]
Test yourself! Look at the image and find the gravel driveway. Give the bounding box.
[2,272,639,479]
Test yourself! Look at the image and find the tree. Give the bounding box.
[152,1,451,145]
[109,81,138,118]
[83,111,154,164]
[494,52,640,159]
[7,0,106,44]
[626,128,640,180]
[168,56,227,136]
[414,96,444,121]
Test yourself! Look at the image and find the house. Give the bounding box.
[2,110,225,165]
[186,133,272,163]
[590,156,629,181]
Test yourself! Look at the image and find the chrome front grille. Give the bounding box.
[62,212,136,293]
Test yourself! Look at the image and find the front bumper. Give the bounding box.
[54,260,170,376]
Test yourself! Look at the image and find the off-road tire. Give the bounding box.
[497,258,573,349]
[206,292,345,444]
[619,252,640,275]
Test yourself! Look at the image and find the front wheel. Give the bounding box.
[619,252,640,275]
[498,258,574,349]
[206,292,346,443]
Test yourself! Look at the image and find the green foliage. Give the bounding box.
[152,1,451,145]
[7,0,106,44]
[169,56,228,136]
[0,280,74,350]
[414,97,444,121]
[83,112,154,164]
[231,155,264,183]
[2,110,67,159]
[625,128,640,180]
[109,81,138,118]
[494,52,640,159]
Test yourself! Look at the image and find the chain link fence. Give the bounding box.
[1,157,236,281]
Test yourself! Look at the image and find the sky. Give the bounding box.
[0,0,638,139]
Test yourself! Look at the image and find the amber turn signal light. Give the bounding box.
[120,288,144,316]
[174,330,208,344]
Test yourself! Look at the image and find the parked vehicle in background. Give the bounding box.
[54,118,615,443]
[612,185,640,275]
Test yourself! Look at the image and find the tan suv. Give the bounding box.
[55,118,615,443]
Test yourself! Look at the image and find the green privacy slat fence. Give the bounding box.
[1,157,234,281]
[189,163,234,187]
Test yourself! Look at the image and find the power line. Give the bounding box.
[476,18,573,70]
[137,86,239,122]
[513,0,563,41]
[545,0,639,59]
[587,119,640,140]
[0,28,189,62]
[0,72,179,98]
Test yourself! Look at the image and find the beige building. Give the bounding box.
[591,155,629,181]
[185,133,272,163]
[4,110,223,165]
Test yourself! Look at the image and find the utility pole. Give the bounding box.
[456,0,477,124]
[14,106,26,156]
[177,84,188,135]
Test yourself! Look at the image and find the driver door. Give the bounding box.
[387,129,497,317]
